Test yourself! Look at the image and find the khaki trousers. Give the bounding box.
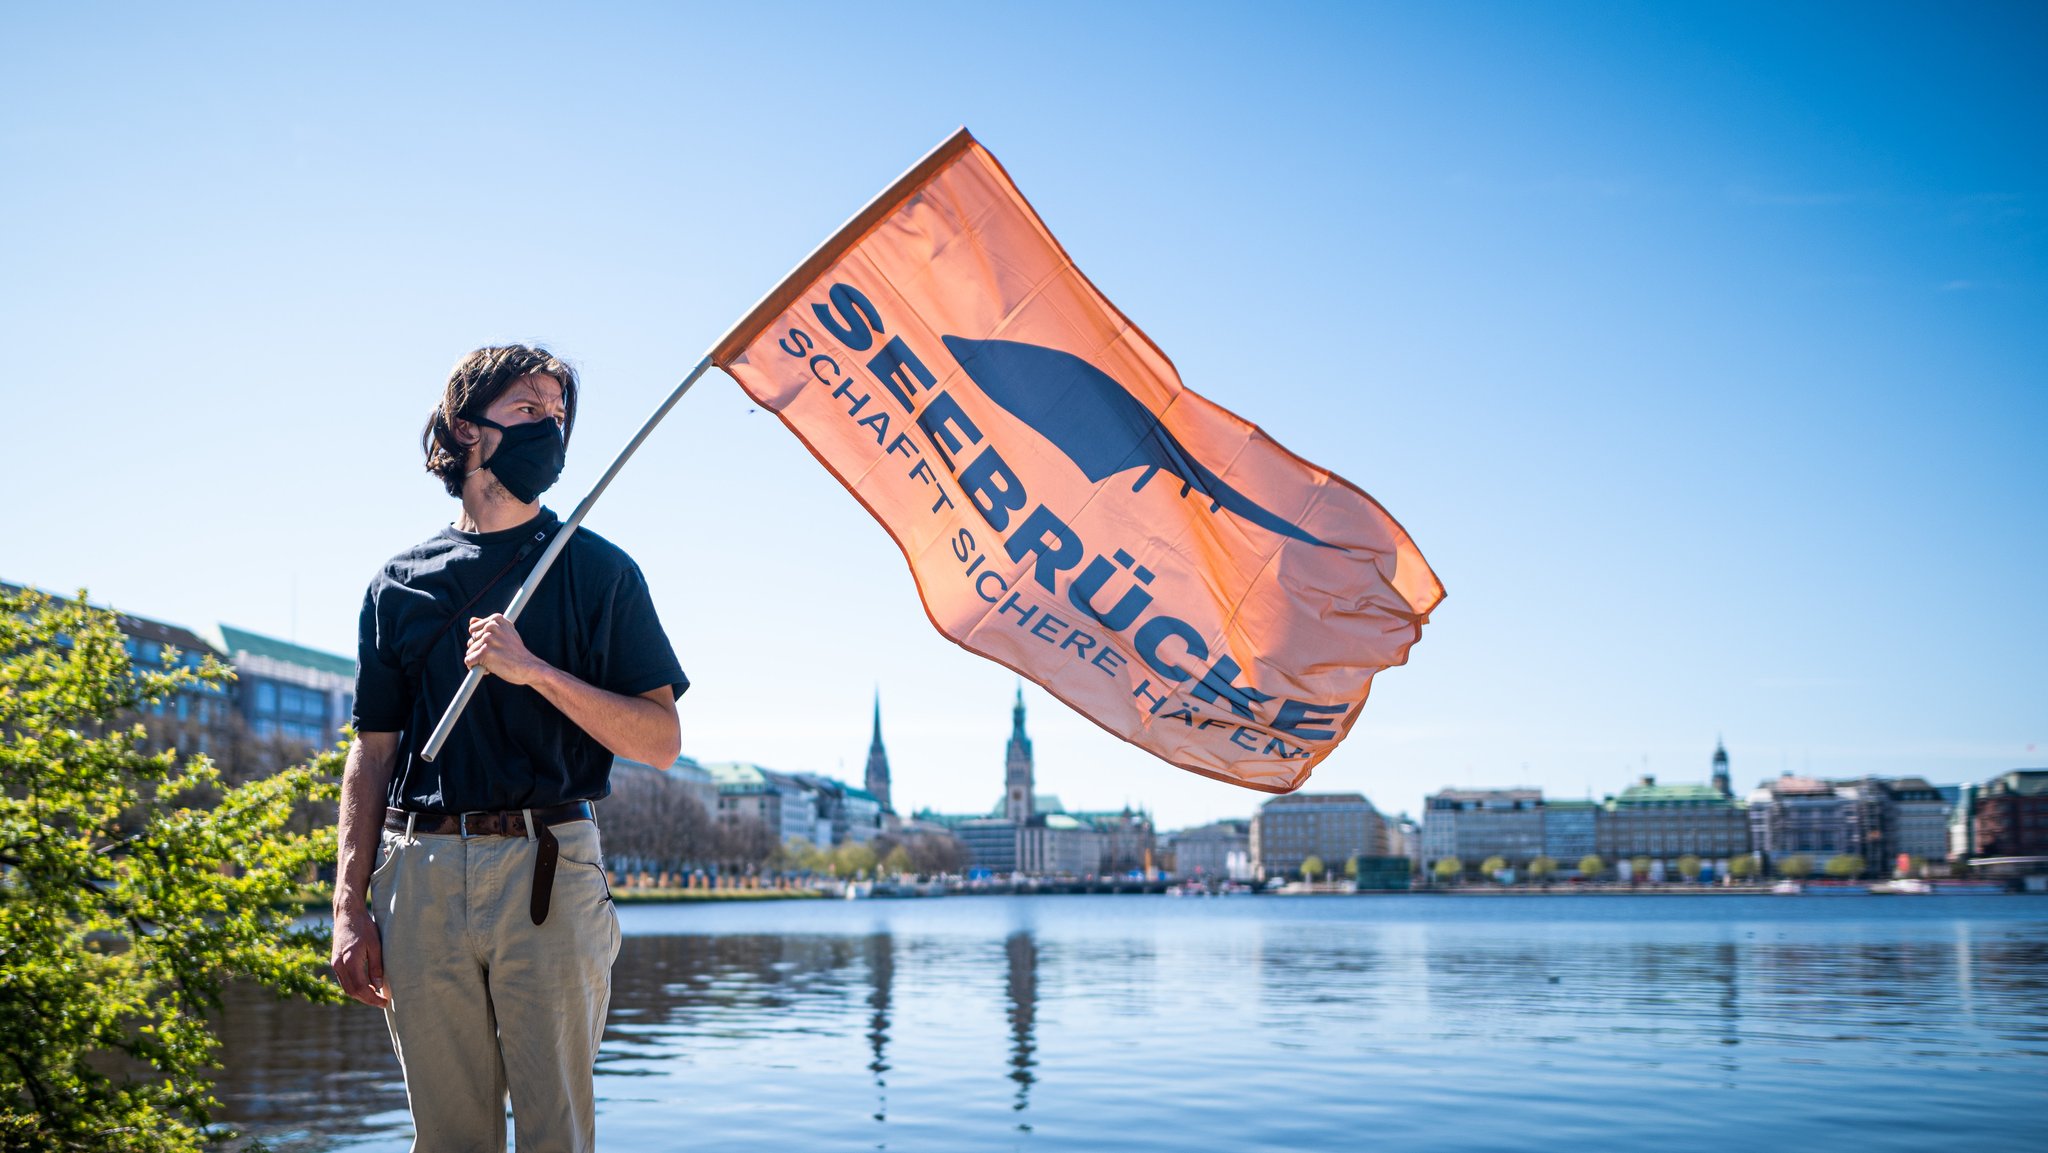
[371,817,621,1153]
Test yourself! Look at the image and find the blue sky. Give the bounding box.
[4,2,2043,829]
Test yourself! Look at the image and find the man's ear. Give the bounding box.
[451,416,480,447]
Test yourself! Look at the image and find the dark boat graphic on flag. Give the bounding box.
[941,335,1344,550]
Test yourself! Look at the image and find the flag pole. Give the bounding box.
[419,353,713,762]
[421,126,979,762]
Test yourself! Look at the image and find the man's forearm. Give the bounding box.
[528,666,679,768]
[334,733,398,913]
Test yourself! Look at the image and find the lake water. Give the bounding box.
[216,895,2048,1152]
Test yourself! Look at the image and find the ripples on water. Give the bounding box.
[215,896,2048,1152]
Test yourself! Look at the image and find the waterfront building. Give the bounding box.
[1019,813,1105,876]
[1421,788,1544,871]
[864,691,895,816]
[215,624,355,751]
[1166,820,1252,880]
[1835,775,1950,866]
[1747,775,1851,862]
[794,772,886,845]
[706,761,823,846]
[1068,805,1157,875]
[914,689,1160,878]
[1888,778,1953,864]
[918,688,1051,875]
[1383,812,1422,865]
[1949,783,1979,861]
[1971,770,2048,860]
[611,753,718,817]
[1596,776,1749,863]
[1253,792,1386,881]
[952,817,1023,874]
[123,608,235,761]
[1542,800,1599,867]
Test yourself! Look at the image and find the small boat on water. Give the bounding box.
[1771,880,1803,895]
[1871,878,1933,895]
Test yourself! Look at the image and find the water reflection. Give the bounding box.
[1005,931,1037,1127]
[213,983,404,1151]
[867,933,891,1126]
[211,898,2048,1153]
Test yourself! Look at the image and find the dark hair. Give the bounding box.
[421,345,579,497]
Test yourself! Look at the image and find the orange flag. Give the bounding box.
[713,128,1443,793]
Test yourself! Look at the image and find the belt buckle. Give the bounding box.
[459,811,477,839]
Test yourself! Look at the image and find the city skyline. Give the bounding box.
[21,575,2013,837]
[5,4,2042,831]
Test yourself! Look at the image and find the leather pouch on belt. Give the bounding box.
[530,821,560,925]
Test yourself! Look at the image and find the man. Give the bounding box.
[332,345,687,1153]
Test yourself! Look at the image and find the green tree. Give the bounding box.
[834,841,878,879]
[1778,854,1814,879]
[1629,856,1654,882]
[882,845,914,877]
[1344,855,1360,880]
[1578,854,1605,880]
[1728,855,1759,880]
[0,587,340,1151]
[1677,855,1704,882]
[1300,855,1325,882]
[770,836,814,874]
[1481,855,1508,882]
[1824,854,1866,880]
[796,839,834,875]
[1527,856,1558,883]
[1432,857,1464,885]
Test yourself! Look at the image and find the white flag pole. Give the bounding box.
[420,126,978,763]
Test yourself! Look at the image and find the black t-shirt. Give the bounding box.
[353,507,688,813]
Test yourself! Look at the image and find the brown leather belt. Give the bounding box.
[383,802,594,925]
[383,801,593,838]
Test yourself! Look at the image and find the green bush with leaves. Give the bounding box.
[0,588,341,1151]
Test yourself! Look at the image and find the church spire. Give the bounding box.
[1711,737,1731,798]
[1004,681,1034,823]
[865,687,894,814]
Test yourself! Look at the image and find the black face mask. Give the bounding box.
[470,415,566,504]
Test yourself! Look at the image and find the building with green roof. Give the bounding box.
[1598,774,1749,870]
[704,761,823,846]
[212,623,355,752]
